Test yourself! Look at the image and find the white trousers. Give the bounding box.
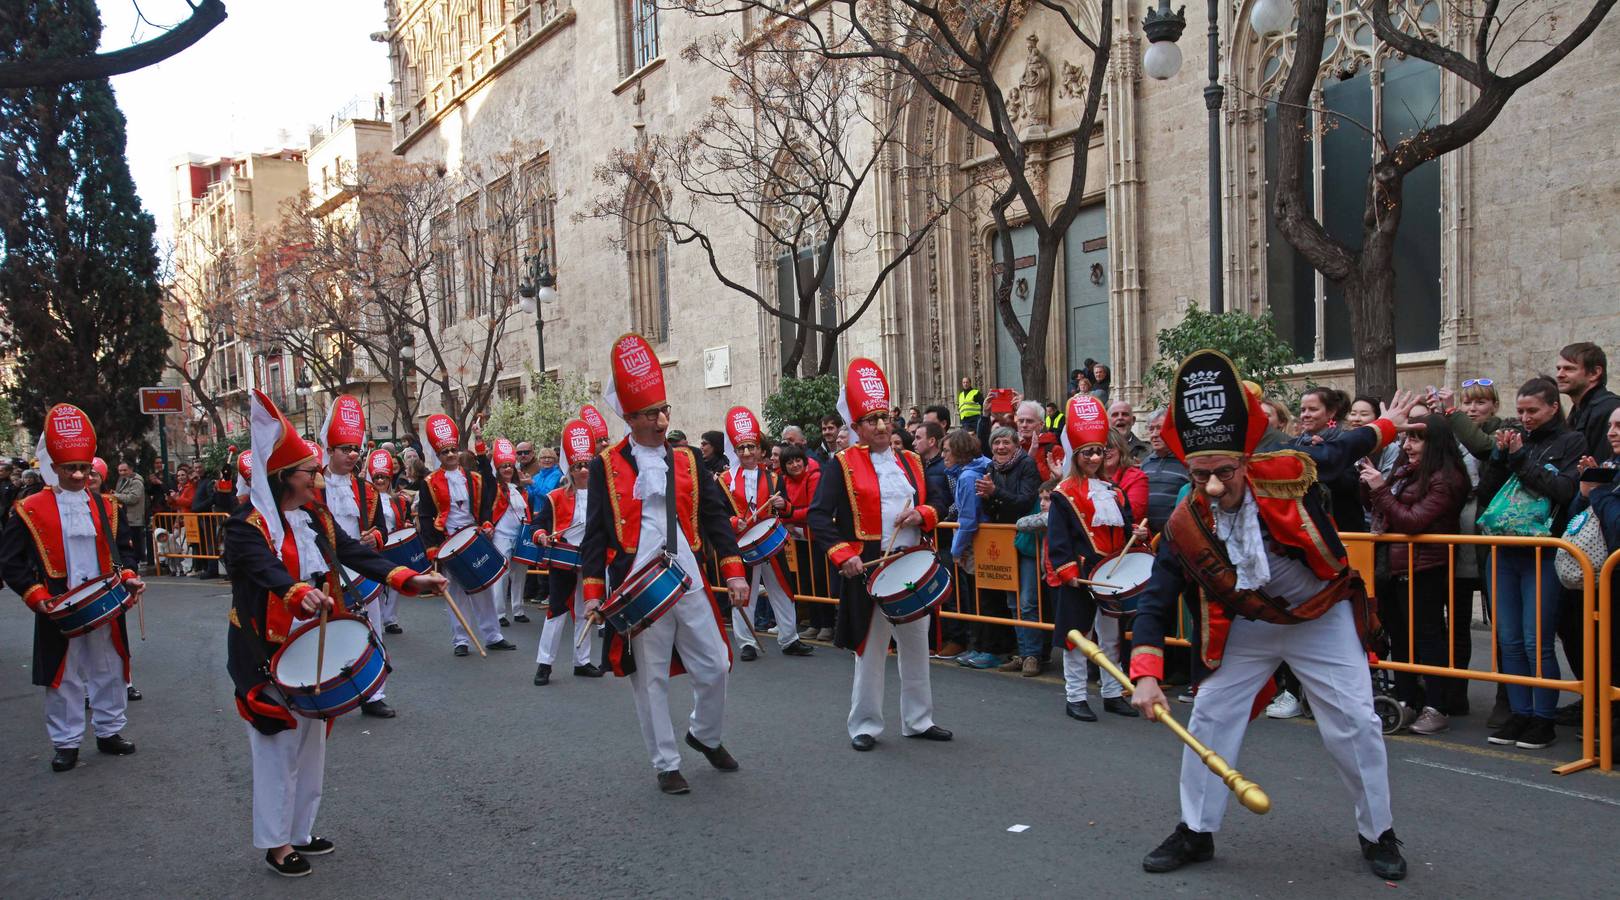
[1181,602,1393,840]
[536,580,593,668]
[45,627,127,747]
[730,564,800,650]
[445,580,504,648]
[1061,615,1125,703]
[248,721,326,850]
[626,586,729,772]
[379,586,400,626]
[848,611,935,740]
[361,597,388,702]
[490,532,529,620]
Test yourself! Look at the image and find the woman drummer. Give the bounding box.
[224,391,443,877]
[366,450,411,635]
[1045,393,1147,723]
[488,438,536,627]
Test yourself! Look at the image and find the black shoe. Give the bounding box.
[50,747,78,772]
[1359,828,1407,880]
[384,623,403,635]
[1555,700,1582,726]
[95,734,136,755]
[486,639,518,651]
[292,836,334,856]
[126,686,143,701]
[573,663,605,678]
[534,664,551,686]
[1516,717,1557,749]
[657,770,690,794]
[498,616,510,628]
[513,613,531,624]
[684,731,740,771]
[1143,823,1214,873]
[904,725,953,741]
[360,700,396,718]
[453,644,470,657]
[781,640,814,656]
[265,849,311,877]
[1103,697,1140,718]
[851,733,877,752]
[740,645,758,661]
[1488,713,1532,745]
[1066,700,1098,722]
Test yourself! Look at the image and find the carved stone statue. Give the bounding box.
[1017,33,1051,129]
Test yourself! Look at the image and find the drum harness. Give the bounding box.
[600,444,683,649]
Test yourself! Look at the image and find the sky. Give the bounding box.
[99,0,392,247]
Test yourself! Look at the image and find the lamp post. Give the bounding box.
[295,377,313,436]
[517,246,558,376]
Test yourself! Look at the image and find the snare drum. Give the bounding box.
[511,526,546,569]
[269,615,390,719]
[438,526,509,595]
[865,547,952,624]
[381,527,429,571]
[1086,550,1156,618]
[545,539,582,572]
[46,575,135,638]
[737,517,789,565]
[602,556,692,637]
[342,566,384,612]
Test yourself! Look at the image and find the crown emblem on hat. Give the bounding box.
[857,367,886,400]
[1182,369,1220,388]
[340,406,362,428]
[52,409,85,438]
[431,419,454,441]
[619,338,653,377]
[570,433,591,456]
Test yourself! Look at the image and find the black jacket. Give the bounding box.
[1478,418,1585,536]
[1568,387,1620,460]
[979,452,1040,525]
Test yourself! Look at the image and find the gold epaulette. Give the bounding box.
[1245,450,1317,500]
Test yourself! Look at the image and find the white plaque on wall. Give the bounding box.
[703,346,731,389]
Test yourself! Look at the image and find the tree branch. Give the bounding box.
[0,0,227,89]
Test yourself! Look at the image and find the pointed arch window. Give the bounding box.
[626,180,669,343]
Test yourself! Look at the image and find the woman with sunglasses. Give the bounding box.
[366,450,410,636]
[488,438,536,628]
[1045,394,1146,722]
[532,420,605,685]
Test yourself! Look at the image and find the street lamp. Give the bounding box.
[295,377,313,436]
[1141,0,1242,314]
[517,246,558,375]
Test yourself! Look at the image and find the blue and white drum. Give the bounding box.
[1087,550,1155,619]
[381,527,428,571]
[545,540,582,572]
[47,574,135,638]
[865,548,952,624]
[737,517,789,565]
[342,566,384,612]
[270,615,389,719]
[438,526,508,595]
[602,556,692,638]
[511,526,546,570]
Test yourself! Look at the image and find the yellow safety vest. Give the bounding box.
[1045,412,1065,432]
[957,388,982,419]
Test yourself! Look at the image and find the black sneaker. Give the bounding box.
[1555,700,1582,726]
[513,613,531,624]
[292,836,334,856]
[1142,823,1214,873]
[1359,828,1407,880]
[1488,713,1531,745]
[453,644,470,657]
[573,663,605,678]
[384,623,403,635]
[265,849,311,877]
[1515,717,1556,749]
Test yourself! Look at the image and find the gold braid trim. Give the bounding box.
[1245,450,1317,500]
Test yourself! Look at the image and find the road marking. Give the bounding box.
[1403,758,1620,807]
[1007,824,1030,833]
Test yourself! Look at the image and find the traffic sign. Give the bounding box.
[139,387,183,415]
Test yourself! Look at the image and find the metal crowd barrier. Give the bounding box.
[149,511,229,568]
[1338,532,1599,776]
[1600,550,1618,772]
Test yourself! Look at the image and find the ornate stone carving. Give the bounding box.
[1060,60,1087,99]
[1005,34,1051,129]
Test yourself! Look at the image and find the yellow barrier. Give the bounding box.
[150,511,229,564]
[1601,550,1618,772]
[1339,532,1598,776]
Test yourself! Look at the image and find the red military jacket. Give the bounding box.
[424,468,486,537]
[545,486,581,535]
[490,481,532,526]
[723,465,778,531]
[822,445,940,568]
[315,472,381,543]
[1044,476,1128,587]
[9,490,135,610]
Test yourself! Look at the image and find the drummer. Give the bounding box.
[1046,393,1146,723]
[235,450,254,505]
[225,390,444,877]
[808,358,951,752]
[416,415,513,656]
[1,404,145,772]
[580,404,612,453]
[488,438,535,628]
[720,405,814,661]
[314,396,393,718]
[532,419,605,685]
[366,450,410,635]
[580,333,752,795]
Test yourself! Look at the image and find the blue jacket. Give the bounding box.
[950,456,993,559]
[526,465,564,513]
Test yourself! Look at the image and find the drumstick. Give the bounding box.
[861,550,908,571]
[1105,518,1149,579]
[883,500,913,556]
[314,601,329,694]
[1070,576,1124,590]
[134,582,146,641]
[575,616,595,648]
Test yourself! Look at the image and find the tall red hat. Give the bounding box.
[251,390,318,475]
[425,414,459,453]
[366,448,394,479]
[560,419,594,468]
[606,332,665,417]
[237,450,254,481]
[1065,394,1110,448]
[91,457,108,481]
[492,437,517,467]
[1161,349,1268,462]
[579,404,609,441]
[724,406,763,447]
[43,403,96,466]
[838,357,890,424]
[323,395,366,448]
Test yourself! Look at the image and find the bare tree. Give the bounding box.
[1272,0,1615,399]
[588,21,970,378]
[0,0,227,89]
[160,237,241,437]
[673,1,1113,398]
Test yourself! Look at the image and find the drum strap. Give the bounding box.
[663,445,678,563]
[88,490,117,573]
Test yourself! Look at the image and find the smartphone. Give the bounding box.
[1580,467,1617,484]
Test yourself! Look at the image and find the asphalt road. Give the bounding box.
[3,577,1618,899]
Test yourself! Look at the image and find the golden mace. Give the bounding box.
[1067,630,1271,815]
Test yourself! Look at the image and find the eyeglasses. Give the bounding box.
[631,404,672,420]
[1189,465,1242,484]
[1076,447,1105,458]
[860,413,892,426]
[1462,378,1494,388]
[293,466,321,477]
[570,462,589,471]
[516,449,533,456]
[333,444,361,454]
[59,463,92,473]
